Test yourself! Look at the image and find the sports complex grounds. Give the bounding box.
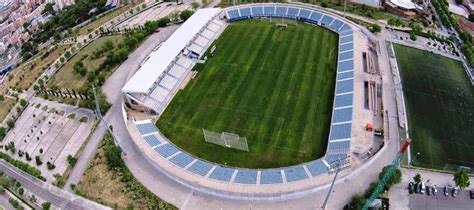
[394,44,474,171]
[157,20,339,168]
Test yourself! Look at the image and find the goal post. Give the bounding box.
[203,129,249,152]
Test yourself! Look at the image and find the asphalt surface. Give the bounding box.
[0,161,107,209]
[409,190,473,210]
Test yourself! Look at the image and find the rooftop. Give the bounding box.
[122,8,221,94]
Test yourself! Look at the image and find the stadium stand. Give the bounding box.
[209,166,235,182]
[170,152,195,168]
[233,170,258,184]
[129,4,357,186]
[284,167,309,182]
[260,170,284,184]
[187,160,214,176]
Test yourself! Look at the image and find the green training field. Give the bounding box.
[157,20,338,168]
[394,44,474,170]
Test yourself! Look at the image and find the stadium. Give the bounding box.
[121,3,378,198]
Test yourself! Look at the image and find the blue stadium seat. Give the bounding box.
[334,93,353,108]
[327,141,351,153]
[275,6,287,16]
[136,123,157,135]
[169,152,194,168]
[284,166,309,182]
[338,60,354,72]
[338,51,353,61]
[187,160,214,176]
[239,8,251,17]
[209,166,235,182]
[325,154,348,163]
[339,24,352,33]
[339,42,354,52]
[329,123,352,140]
[233,170,257,184]
[297,9,311,19]
[332,107,353,123]
[309,11,322,23]
[340,35,354,44]
[263,6,275,16]
[336,79,354,94]
[227,9,240,20]
[260,170,283,184]
[337,71,354,81]
[143,135,161,147]
[320,15,334,26]
[251,7,264,16]
[287,7,299,17]
[330,19,344,31]
[306,160,328,176]
[154,143,179,158]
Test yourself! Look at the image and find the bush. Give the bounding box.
[0,127,6,141]
[179,10,194,21]
[67,155,77,166]
[7,118,15,129]
[0,151,43,179]
[42,202,51,210]
[19,99,27,107]
[46,161,55,170]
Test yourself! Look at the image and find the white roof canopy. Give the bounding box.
[122,8,221,94]
[389,0,422,10]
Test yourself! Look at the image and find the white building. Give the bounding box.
[122,8,227,115]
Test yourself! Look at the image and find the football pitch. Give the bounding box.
[394,44,474,170]
[157,20,338,168]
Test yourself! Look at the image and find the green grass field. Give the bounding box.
[394,44,474,170]
[156,20,338,168]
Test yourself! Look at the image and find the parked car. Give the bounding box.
[470,189,474,199]
[452,187,458,197]
[420,182,426,194]
[433,185,438,195]
[444,185,449,196]
[427,185,432,195]
[408,182,415,194]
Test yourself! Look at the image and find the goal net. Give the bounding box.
[202,129,249,152]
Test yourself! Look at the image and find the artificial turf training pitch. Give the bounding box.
[394,44,474,170]
[157,20,339,168]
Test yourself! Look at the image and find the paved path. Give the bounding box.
[0,160,109,209]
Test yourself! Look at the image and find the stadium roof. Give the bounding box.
[388,0,422,10]
[122,8,221,94]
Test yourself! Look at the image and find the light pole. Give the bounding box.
[321,156,350,209]
[343,0,347,17]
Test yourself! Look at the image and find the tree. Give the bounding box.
[469,13,474,22]
[67,155,77,166]
[179,10,194,21]
[7,118,14,129]
[414,173,422,183]
[347,193,365,210]
[191,2,200,10]
[455,0,463,4]
[42,202,51,210]
[19,99,27,107]
[369,24,381,33]
[453,170,470,189]
[0,127,6,140]
[410,32,417,41]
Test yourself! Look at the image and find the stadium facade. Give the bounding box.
[121,3,371,198]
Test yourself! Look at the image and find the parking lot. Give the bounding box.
[409,190,473,210]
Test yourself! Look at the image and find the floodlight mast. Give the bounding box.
[362,139,411,210]
[321,156,350,209]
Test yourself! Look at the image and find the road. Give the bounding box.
[0,161,108,209]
